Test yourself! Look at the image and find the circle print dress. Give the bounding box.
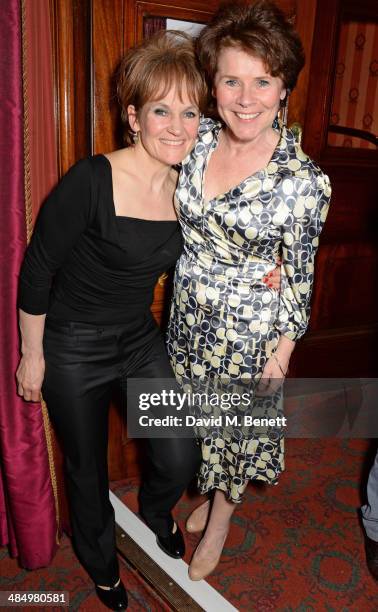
[166,117,331,503]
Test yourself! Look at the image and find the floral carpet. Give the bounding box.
[0,533,171,611]
[110,438,378,611]
[1,439,377,611]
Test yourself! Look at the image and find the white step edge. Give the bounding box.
[109,490,239,612]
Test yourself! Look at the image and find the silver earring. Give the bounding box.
[132,131,139,144]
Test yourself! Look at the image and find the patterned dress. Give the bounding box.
[166,118,331,502]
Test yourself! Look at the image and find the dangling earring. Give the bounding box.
[280,92,290,127]
[133,130,140,145]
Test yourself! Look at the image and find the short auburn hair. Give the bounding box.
[117,30,208,145]
[196,0,305,93]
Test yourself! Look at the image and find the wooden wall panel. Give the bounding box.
[289,0,317,127]
[91,0,125,155]
[293,325,378,377]
[51,0,91,174]
[302,0,340,160]
[290,0,378,377]
[130,0,218,48]
[309,242,378,331]
[51,0,77,174]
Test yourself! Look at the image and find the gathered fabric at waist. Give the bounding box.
[173,254,280,323]
[177,249,277,286]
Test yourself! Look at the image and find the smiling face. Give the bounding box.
[213,46,286,143]
[127,84,200,166]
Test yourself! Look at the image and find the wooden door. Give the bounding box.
[292,0,378,377]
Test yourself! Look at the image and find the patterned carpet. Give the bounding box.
[0,533,171,611]
[110,438,378,611]
[1,439,377,611]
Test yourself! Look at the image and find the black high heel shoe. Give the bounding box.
[95,579,128,610]
[156,522,185,559]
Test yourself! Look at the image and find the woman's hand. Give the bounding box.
[16,352,45,402]
[17,310,46,402]
[256,352,289,396]
[256,335,294,396]
[262,258,281,290]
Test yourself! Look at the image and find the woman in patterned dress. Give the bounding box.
[166,1,332,580]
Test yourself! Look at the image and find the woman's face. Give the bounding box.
[213,46,286,143]
[128,84,200,166]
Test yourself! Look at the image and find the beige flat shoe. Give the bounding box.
[186,500,211,533]
[188,530,228,581]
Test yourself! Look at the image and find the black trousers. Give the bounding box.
[42,314,200,585]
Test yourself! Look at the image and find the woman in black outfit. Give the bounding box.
[16,32,207,610]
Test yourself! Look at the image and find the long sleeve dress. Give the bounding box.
[166,118,332,502]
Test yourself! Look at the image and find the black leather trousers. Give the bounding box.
[42,314,200,585]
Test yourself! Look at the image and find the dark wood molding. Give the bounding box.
[135,0,216,40]
[115,525,203,611]
[50,0,91,176]
[288,0,317,127]
[292,325,378,377]
[343,0,378,21]
[303,0,378,165]
[91,0,125,155]
[302,0,341,160]
[328,125,377,146]
[50,0,76,175]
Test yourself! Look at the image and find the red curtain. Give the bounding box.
[24,0,59,221]
[0,0,57,567]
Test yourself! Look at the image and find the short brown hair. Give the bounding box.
[117,30,208,145]
[196,0,305,93]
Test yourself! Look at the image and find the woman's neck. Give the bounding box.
[123,143,173,194]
